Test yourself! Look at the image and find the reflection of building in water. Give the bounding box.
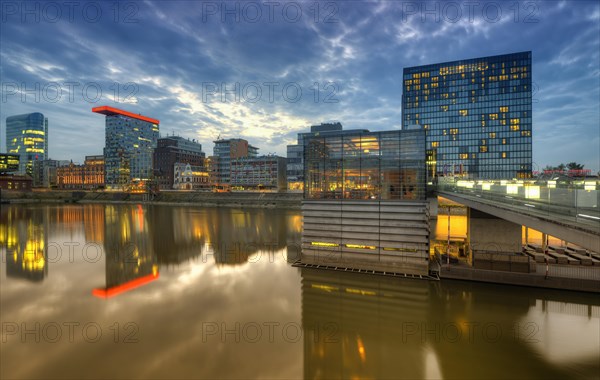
[147,206,208,265]
[301,268,435,379]
[83,204,105,243]
[94,205,158,298]
[301,269,591,379]
[204,208,289,265]
[145,206,298,266]
[0,206,48,282]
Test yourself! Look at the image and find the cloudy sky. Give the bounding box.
[1,0,598,171]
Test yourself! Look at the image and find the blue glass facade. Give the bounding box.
[6,112,48,175]
[103,115,159,188]
[402,52,532,179]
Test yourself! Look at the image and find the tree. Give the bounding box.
[566,162,584,170]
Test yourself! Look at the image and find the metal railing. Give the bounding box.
[435,178,600,228]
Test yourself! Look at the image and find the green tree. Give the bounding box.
[566,162,584,170]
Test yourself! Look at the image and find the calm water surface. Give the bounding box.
[1,204,598,379]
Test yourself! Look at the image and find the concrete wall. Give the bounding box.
[301,200,430,275]
[468,208,521,253]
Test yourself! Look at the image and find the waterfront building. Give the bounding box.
[0,154,20,174]
[93,106,159,190]
[301,128,430,275]
[402,51,532,179]
[173,162,210,190]
[5,112,48,175]
[287,122,370,191]
[0,174,33,191]
[212,138,258,186]
[56,155,105,190]
[32,159,70,188]
[153,136,205,190]
[230,155,287,191]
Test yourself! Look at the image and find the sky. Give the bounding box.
[1,0,599,172]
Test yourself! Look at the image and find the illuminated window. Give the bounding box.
[500,106,509,113]
[502,138,507,145]
[431,141,439,148]
[510,124,520,131]
[489,113,498,120]
[489,132,496,138]
[459,110,468,116]
[501,152,507,158]
[450,129,458,135]
[459,153,468,159]
[480,146,488,153]
[501,120,507,126]
[521,130,531,136]
[441,105,448,111]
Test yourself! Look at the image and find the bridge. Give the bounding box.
[434,177,600,253]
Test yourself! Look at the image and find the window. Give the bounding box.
[459,110,468,116]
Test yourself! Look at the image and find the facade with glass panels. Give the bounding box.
[402,52,532,179]
[304,129,427,201]
[287,122,347,191]
[212,138,258,186]
[93,106,159,189]
[6,113,48,175]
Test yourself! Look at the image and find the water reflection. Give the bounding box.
[1,204,598,379]
[0,206,48,282]
[301,268,600,379]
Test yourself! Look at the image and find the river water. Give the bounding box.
[1,204,598,379]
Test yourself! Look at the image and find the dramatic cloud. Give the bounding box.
[1,0,598,170]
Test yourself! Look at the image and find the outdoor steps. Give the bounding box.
[546,249,571,265]
[566,252,593,266]
[523,248,547,263]
[527,243,544,253]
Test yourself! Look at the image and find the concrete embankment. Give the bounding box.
[0,190,303,209]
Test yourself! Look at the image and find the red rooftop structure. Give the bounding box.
[92,106,160,124]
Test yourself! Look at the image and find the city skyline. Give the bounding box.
[1,1,599,171]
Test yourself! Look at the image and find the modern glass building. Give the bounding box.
[304,129,426,200]
[5,112,48,175]
[93,106,159,189]
[0,154,20,174]
[402,52,532,179]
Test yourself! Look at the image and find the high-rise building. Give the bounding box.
[153,136,205,189]
[6,112,48,175]
[93,106,159,189]
[212,138,258,186]
[402,52,532,179]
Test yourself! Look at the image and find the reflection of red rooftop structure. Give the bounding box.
[92,272,159,299]
[92,106,160,124]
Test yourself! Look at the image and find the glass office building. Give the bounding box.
[402,52,532,179]
[5,112,48,175]
[93,106,159,189]
[304,129,426,200]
